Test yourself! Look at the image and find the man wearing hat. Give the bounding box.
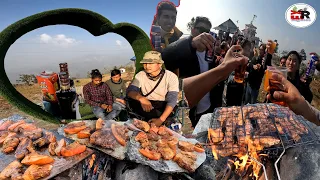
[127,51,179,127]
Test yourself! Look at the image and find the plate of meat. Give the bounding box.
[127,119,206,173]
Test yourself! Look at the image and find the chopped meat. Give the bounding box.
[77,127,92,139]
[133,119,150,132]
[111,123,129,146]
[2,133,20,154]
[23,128,43,141]
[64,122,87,134]
[0,131,9,145]
[0,160,23,180]
[0,120,14,131]
[173,151,196,172]
[48,142,57,156]
[90,129,116,149]
[8,120,25,132]
[33,131,56,148]
[146,131,160,141]
[21,153,54,165]
[14,123,38,133]
[55,139,66,156]
[149,123,159,134]
[61,142,87,157]
[158,126,170,136]
[15,137,35,160]
[23,164,53,180]
[96,118,105,130]
[159,146,175,160]
[178,141,195,152]
[139,148,161,160]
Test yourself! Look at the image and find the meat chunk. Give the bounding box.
[23,164,53,180]
[61,142,87,157]
[96,118,105,130]
[13,123,37,133]
[111,123,128,146]
[208,128,224,143]
[21,153,54,165]
[149,123,159,134]
[0,120,14,131]
[64,122,87,134]
[173,151,196,172]
[15,137,35,160]
[135,132,149,148]
[133,119,150,132]
[178,141,195,152]
[48,142,57,156]
[2,133,20,154]
[77,127,92,139]
[33,131,56,148]
[138,148,161,160]
[0,160,23,180]
[0,131,9,145]
[8,120,25,132]
[54,139,66,156]
[23,128,43,141]
[90,129,116,149]
[158,126,171,137]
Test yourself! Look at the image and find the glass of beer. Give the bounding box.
[267,67,288,105]
[234,64,247,83]
[268,41,277,54]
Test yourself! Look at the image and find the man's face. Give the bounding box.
[286,54,299,73]
[191,22,211,37]
[111,74,121,83]
[92,78,102,85]
[280,58,286,67]
[143,63,162,74]
[157,10,177,32]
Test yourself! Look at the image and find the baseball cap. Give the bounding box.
[140,51,164,64]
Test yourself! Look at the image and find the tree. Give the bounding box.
[125,66,134,73]
[16,74,37,86]
[113,66,118,70]
[300,49,307,61]
[186,17,195,32]
[281,50,289,57]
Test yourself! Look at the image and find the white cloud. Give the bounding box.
[116,40,122,46]
[39,33,79,47]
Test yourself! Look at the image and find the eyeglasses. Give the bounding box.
[195,26,210,33]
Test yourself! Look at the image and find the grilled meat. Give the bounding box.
[90,129,116,149]
[173,151,196,173]
[64,122,87,134]
[158,126,171,137]
[0,160,23,180]
[135,132,149,148]
[48,142,57,156]
[138,148,161,160]
[149,123,159,134]
[133,119,150,132]
[7,120,25,132]
[111,123,129,146]
[61,141,87,157]
[96,118,105,130]
[21,153,54,165]
[55,139,66,156]
[147,131,160,141]
[23,128,43,141]
[33,131,56,148]
[156,139,175,160]
[208,128,224,143]
[77,127,92,139]
[13,123,37,133]
[0,120,14,131]
[23,164,53,180]
[2,133,20,154]
[15,137,35,159]
[0,131,9,145]
[178,141,195,152]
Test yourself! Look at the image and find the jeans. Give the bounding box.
[245,83,259,104]
[92,102,126,120]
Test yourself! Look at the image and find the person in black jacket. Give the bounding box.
[162,16,221,127]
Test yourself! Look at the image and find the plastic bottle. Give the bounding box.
[151,25,162,52]
[205,32,217,62]
[306,53,319,78]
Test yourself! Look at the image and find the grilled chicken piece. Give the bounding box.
[0,160,23,180]
[48,142,57,156]
[33,131,56,148]
[13,123,38,133]
[15,137,35,159]
[96,118,105,130]
[54,139,66,156]
[0,120,14,131]
[64,122,87,134]
[2,133,20,154]
[23,164,53,180]
[133,119,150,132]
[7,120,25,132]
[178,141,195,152]
[173,151,196,172]
[23,128,43,141]
[0,131,9,145]
[77,127,92,139]
[21,153,54,165]
[61,141,87,157]
[90,129,117,149]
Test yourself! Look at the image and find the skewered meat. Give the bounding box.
[77,127,92,139]
[48,142,57,156]
[2,133,20,153]
[178,141,195,152]
[23,128,43,141]
[133,119,150,132]
[33,131,56,148]
[55,139,66,156]
[64,122,87,134]
[0,160,23,180]
[90,129,116,149]
[0,131,9,145]
[21,153,54,165]
[173,151,197,173]
[96,118,105,130]
[15,137,35,159]
[61,142,86,157]
[0,120,13,131]
[23,164,53,180]
[7,120,25,132]
[138,148,161,160]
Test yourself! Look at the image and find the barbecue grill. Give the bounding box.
[206,103,320,180]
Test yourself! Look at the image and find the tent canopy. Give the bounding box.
[214,19,238,34]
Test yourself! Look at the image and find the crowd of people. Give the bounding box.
[82,1,320,130]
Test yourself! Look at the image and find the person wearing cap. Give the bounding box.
[126,51,179,127]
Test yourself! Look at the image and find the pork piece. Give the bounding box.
[156,139,175,160]
[77,127,92,139]
[23,164,53,180]
[173,151,197,172]
[0,120,13,131]
[135,132,150,148]
[0,160,23,180]
[2,133,20,154]
[48,142,57,156]
[13,123,37,133]
[61,142,87,157]
[149,123,159,134]
[64,122,87,134]
[167,136,178,148]
[33,131,56,148]
[55,139,66,156]
[15,137,35,160]
[252,136,280,148]
[23,128,43,141]
[21,153,54,165]
[111,124,129,146]
[0,131,9,145]
[208,128,224,143]
[287,114,308,134]
[96,118,105,130]
[178,141,195,152]
[133,119,150,132]
[90,129,116,149]
[8,120,25,132]
[158,126,171,137]
[138,148,161,160]
[147,131,160,141]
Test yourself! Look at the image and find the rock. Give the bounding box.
[192,114,213,135]
[280,143,320,180]
[114,160,159,180]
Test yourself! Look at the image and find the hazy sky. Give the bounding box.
[0,0,319,82]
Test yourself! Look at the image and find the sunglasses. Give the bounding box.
[195,26,210,33]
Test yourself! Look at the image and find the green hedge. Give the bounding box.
[0,8,152,123]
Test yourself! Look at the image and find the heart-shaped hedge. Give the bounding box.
[0,8,152,123]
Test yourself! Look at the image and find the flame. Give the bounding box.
[89,154,96,168]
